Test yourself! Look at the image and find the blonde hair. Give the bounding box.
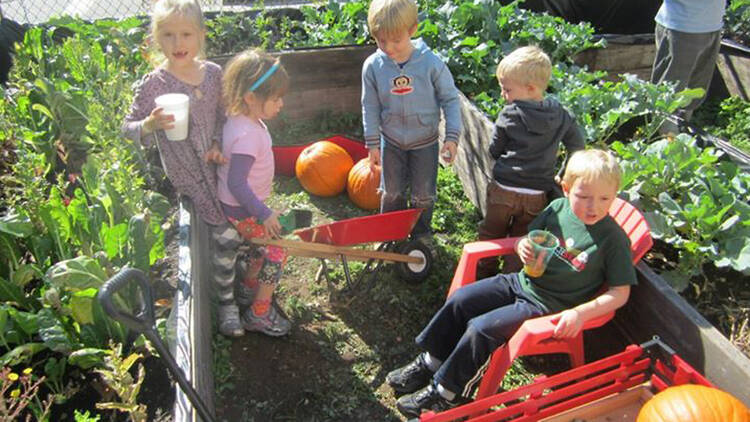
[367,0,418,38]
[149,0,206,65]
[496,46,552,91]
[562,149,622,191]
[222,49,289,116]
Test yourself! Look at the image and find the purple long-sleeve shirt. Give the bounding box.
[121,61,226,225]
[222,154,272,221]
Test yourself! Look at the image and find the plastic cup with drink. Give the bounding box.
[154,93,190,141]
[523,229,559,278]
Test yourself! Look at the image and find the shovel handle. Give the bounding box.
[98,268,216,422]
[97,267,155,334]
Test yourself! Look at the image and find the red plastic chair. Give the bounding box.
[446,197,652,401]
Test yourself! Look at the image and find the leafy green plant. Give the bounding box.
[726,0,750,46]
[94,343,147,422]
[698,96,750,155]
[297,0,370,47]
[552,68,704,143]
[212,334,235,394]
[613,135,750,291]
[0,18,172,418]
[73,409,101,421]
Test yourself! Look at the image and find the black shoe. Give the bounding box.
[386,353,434,394]
[396,384,465,418]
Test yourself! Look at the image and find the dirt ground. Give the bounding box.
[214,249,449,421]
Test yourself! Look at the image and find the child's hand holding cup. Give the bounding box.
[154,93,190,141]
[522,230,559,278]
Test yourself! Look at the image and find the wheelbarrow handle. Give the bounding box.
[97,267,155,335]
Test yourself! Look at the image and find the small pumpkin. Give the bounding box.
[637,384,750,422]
[347,158,381,210]
[295,141,354,197]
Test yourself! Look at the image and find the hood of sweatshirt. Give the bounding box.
[497,98,567,138]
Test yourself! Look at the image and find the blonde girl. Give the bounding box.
[215,49,291,336]
[122,0,246,337]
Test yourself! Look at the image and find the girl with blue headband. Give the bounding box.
[215,49,293,337]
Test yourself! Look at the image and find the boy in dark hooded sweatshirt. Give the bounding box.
[477,45,585,277]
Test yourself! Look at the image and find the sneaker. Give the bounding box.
[396,384,466,418]
[386,353,434,394]
[235,283,258,307]
[217,304,244,337]
[242,305,291,337]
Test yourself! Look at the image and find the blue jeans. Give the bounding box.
[380,140,438,238]
[415,273,546,397]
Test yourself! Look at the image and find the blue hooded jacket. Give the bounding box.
[361,38,462,150]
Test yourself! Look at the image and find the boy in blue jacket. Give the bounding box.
[362,0,462,249]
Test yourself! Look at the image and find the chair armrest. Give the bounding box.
[525,311,615,336]
[447,237,520,297]
[513,311,616,351]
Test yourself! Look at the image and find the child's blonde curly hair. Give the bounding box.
[222,49,289,117]
[496,45,552,92]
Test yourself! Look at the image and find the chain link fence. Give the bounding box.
[1,0,310,25]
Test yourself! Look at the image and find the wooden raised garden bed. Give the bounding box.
[174,43,750,421]
[717,39,750,101]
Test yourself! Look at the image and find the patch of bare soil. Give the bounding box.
[215,247,452,421]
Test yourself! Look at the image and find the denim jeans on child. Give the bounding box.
[380,140,439,238]
[415,273,546,397]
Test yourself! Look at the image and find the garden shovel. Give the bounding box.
[97,267,216,422]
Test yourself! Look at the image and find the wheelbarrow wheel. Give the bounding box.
[395,239,432,284]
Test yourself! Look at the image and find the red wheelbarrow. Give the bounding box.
[250,208,433,288]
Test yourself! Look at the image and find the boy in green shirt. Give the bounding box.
[387,149,637,418]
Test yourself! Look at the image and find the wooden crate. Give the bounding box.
[541,384,653,422]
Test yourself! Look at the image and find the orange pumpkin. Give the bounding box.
[295,141,354,197]
[637,384,750,422]
[347,158,382,210]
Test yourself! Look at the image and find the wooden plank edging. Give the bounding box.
[174,201,215,422]
[619,262,750,406]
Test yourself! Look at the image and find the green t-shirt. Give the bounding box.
[519,198,637,313]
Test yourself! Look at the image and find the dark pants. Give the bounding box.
[415,273,546,397]
[651,23,721,129]
[477,182,547,276]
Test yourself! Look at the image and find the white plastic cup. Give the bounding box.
[154,93,190,141]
